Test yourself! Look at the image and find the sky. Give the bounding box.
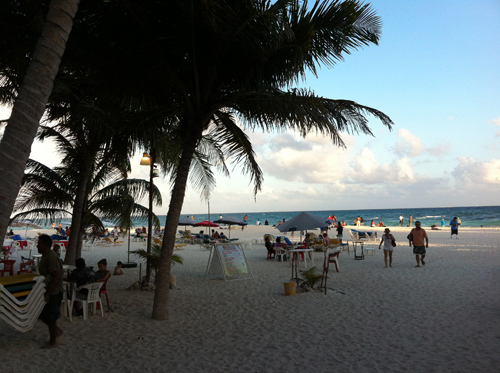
[2,0,500,215]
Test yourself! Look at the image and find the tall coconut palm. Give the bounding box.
[142,0,394,320]
[12,158,161,263]
[0,0,80,248]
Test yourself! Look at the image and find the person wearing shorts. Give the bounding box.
[336,223,344,245]
[379,228,395,268]
[37,234,64,348]
[450,217,459,239]
[408,221,428,267]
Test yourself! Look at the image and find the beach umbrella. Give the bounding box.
[9,220,42,239]
[214,215,247,239]
[194,221,219,228]
[178,217,195,226]
[276,212,331,241]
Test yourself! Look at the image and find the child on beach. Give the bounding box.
[114,261,123,275]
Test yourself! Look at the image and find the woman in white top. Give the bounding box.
[379,228,395,268]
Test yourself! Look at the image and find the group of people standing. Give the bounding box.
[398,214,414,227]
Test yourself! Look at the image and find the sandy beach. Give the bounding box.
[1,225,499,372]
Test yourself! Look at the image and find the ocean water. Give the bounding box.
[173,205,500,228]
[12,205,500,231]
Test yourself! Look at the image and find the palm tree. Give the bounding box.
[0,0,80,248]
[133,244,183,284]
[12,158,162,263]
[146,0,394,320]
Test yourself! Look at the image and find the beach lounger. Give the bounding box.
[0,274,46,332]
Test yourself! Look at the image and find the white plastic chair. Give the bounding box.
[274,244,287,262]
[26,241,36,251]
[70,282,104,321]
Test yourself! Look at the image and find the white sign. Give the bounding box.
[205,244,253,281]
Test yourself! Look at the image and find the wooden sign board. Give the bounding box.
[205,244,253,281]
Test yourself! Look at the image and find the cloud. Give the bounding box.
[257,132,355,183]
[490,116,500,126]
[427,143,450,156]
[452,157,500,185]
[394,129,425,157]
[344,148,420,185]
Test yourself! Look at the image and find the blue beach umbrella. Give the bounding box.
[275,212,330,233]
[178,217,195,226]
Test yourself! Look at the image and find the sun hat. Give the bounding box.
[384,228,390,232]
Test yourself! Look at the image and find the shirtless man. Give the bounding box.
[408,221,429,267]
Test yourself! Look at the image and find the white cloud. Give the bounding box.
[394,129,425,157]
[490,116,500,126]
[256,132,355,183]
[427,143,450,156]
[452,157,500,185]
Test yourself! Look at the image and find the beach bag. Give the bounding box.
[391,235,396,247]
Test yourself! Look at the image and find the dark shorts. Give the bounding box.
[413,246,426,255]
[451,229,458,235]
[39,292,63,325]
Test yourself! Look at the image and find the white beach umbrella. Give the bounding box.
[9,220,42,238]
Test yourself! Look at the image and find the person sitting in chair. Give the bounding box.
[322,233,330,247]
[265,236,275,259]
[69,258,96,316]
[95,259,111,284]
[275,237,286,248]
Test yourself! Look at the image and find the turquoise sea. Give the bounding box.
[174,205,500,228]
[12,205,500,231]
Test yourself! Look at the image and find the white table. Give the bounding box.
[32,254,42,266]
[288,248,314,268]
[289,248,314,284]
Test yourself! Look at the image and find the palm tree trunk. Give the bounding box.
[64,153,93,265]
[152,135,199,320]
[0,0,80,248]
[75,223,85,259]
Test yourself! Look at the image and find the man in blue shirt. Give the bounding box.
[449,217,459,239]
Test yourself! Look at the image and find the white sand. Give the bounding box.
[1,225,499,372]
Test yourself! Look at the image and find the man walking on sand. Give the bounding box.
[450,217,459,239]
[37,234,64,348]
[408,221,428,267]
